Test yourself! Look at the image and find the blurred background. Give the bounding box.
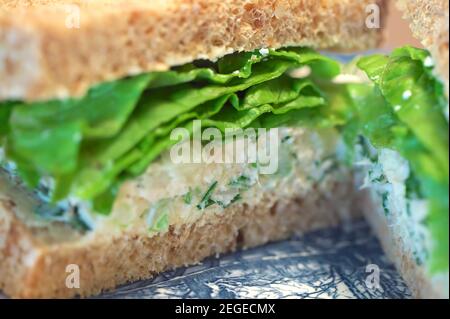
[384,0,422,49]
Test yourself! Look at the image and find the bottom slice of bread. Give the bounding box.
[0,178,361,298]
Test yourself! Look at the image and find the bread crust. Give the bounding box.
[0,178,360,298]
[0,198,41,298]
[0,0,387,101]
[396,0,449,94]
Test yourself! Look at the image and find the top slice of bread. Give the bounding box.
[0,0,386,101]
[396,0,449,94]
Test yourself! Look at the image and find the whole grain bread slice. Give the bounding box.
[0,0,386,101]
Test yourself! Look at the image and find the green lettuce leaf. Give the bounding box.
[0,47,341,206]
[67,49,339,201]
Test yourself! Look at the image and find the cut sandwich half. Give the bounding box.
[0,0,448,299]
[356,0,450,299]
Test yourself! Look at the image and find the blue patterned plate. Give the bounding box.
[97,219,411,299]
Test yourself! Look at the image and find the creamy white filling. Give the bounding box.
[1,127,345,241]
[90,127,343,237]
[356,139,430,266]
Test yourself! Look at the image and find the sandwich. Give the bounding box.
[0,0,447,299]
[361,0,449,299]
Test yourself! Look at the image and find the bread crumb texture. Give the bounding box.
[0,0,386,101]
[396,0,449,94]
